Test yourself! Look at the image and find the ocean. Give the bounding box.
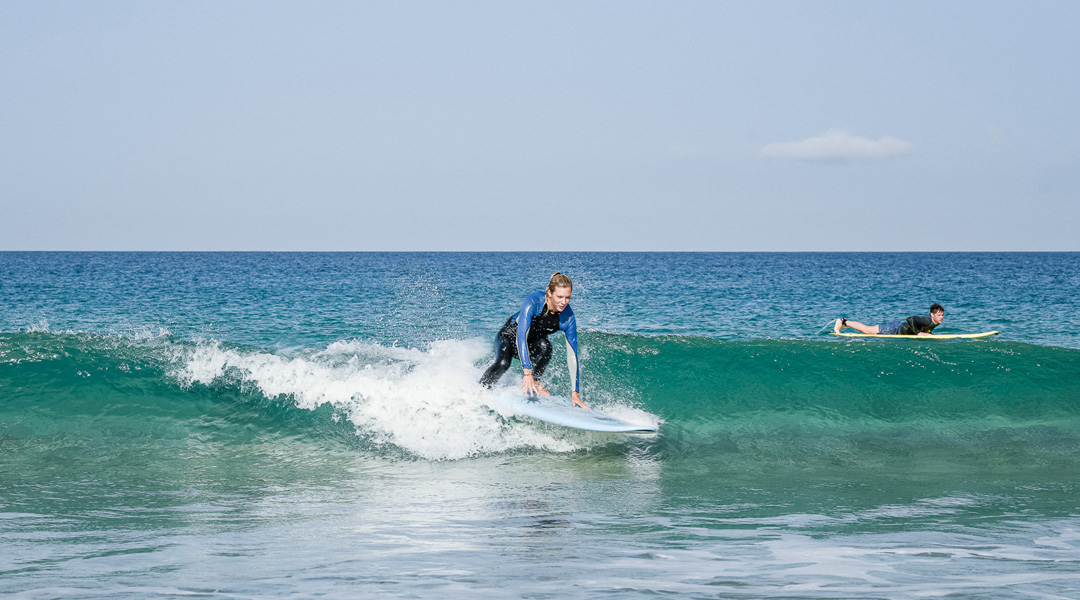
[2,252,1079,598]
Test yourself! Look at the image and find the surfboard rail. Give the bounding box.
[494,393,658,433]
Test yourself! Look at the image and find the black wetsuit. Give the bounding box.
[899,315,939,335]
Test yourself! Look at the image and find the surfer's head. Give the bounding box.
[547,272,572,293]
[930,303,944,325]
[546,272,572,312]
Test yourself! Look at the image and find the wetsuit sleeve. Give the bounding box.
[516,292,543,370]
[561,307,581,394]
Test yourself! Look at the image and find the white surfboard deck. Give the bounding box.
[495,393,658,433]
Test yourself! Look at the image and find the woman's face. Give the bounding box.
[546,286,572,313]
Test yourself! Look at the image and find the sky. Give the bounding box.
[2,1,1078,251]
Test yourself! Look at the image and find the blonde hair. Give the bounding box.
[547,272,572,293]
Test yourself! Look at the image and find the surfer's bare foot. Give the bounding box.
[834,317,848,333]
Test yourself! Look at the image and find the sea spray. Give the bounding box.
[173,337,592,459]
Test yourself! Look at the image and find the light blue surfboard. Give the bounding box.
[498,394,658,433]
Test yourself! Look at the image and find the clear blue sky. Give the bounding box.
[2,1,1077,250]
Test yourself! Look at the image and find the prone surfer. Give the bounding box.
[480,272,589,409]
[834,303,945,336]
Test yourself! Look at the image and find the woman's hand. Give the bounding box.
[571,392,589,409]
[520,373,550,397]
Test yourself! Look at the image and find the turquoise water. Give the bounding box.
[2,252,1079,598]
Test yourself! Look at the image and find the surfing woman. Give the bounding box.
[480,272,588,409]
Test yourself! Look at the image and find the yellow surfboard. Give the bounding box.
[830,331,999,339]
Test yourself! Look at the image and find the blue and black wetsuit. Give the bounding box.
[479,290,581,393]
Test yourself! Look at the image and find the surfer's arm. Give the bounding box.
[517,292,548,396]
[561,309,588,408]
[515,294,539,371]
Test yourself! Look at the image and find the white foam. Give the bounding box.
[173,338,591,460]
[22,318,53,333]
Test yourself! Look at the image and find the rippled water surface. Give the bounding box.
[2,252,1079,598]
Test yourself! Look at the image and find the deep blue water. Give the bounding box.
[2,252,1079,598]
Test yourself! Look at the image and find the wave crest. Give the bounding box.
[173,338,608,460]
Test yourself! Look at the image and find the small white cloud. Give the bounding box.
[760,128,914,161]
